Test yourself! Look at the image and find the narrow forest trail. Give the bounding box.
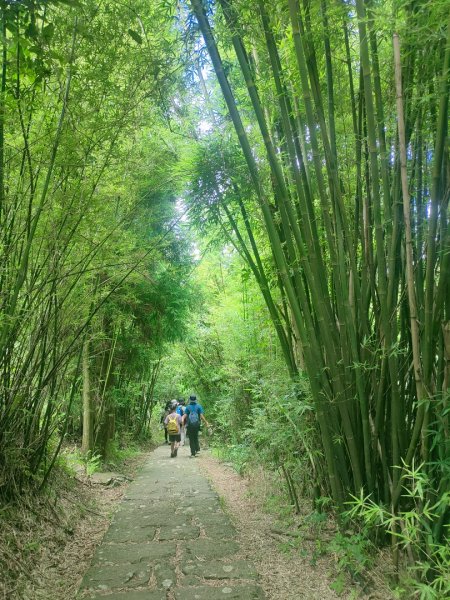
[74,444,362,600]
[77,445,265,600]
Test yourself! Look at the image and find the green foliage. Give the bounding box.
[83,452,102,477]
[345,461,450,598]
[63,448,101,476]
[0,0,196,498]
[157,244,325,517]
[181,0,450,593]
[327,532,372,589]
[219,441,253,474]
[103,438,141,468]
[155,244,293,408]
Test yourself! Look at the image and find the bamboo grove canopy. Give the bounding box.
[187,0,450,543]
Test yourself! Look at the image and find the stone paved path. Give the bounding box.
[78,445,265,600]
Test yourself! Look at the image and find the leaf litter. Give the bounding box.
[198,451,395,600]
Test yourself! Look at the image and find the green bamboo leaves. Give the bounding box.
[188,0,450,539]
[0,0,193,499]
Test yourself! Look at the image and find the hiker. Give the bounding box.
[160,400,172,444]
[164,401,183,458]
[177,399,186,446]
[183,395,209,457]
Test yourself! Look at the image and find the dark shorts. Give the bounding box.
[169,434,181,442]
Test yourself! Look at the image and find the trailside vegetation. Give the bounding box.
[0,0,195,499]
[182,0,449,594]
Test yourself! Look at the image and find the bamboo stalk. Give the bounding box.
[189,0,345,506]
[393,31,426,413]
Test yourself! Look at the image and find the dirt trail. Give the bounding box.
[199,453,343,600]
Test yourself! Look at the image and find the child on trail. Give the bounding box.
[177,399,186,446]
[183,395,210,458]
[164,401,183,458]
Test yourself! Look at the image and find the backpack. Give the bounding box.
[167,414,179,435]
[187,406,200,428]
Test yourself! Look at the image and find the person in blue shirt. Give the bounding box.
[183,395,209,457]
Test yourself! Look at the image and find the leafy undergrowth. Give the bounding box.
[0,447,150,600]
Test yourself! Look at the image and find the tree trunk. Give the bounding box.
[81,337,94,455]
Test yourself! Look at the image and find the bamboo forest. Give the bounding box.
[0,0,448,598]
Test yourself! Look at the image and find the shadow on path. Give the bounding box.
[77,444,265,599]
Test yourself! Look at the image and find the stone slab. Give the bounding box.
[103,524,156,544]
[197,513,234,526]
[180,498,221,513]
[116,499,167,510]
[124,487,153,500]
[202,522,236,540]
[183,491,217,500]
[158,524,200,540]
[93,541,175,565]
[183,539,240,560]
[114,503,167,520]
[112,511,190,529]
[86,591,166,600]
[174,585,265,599]
[179,573,201,586]
[78,446,263,599]
[120,497,167,506]
[80,564,150,591]
[153,563,176,589]
[182,560,257,580]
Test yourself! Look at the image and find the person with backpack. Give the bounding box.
[183,395,209,457]
[176,399,186,446]
[164,401,183,458]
